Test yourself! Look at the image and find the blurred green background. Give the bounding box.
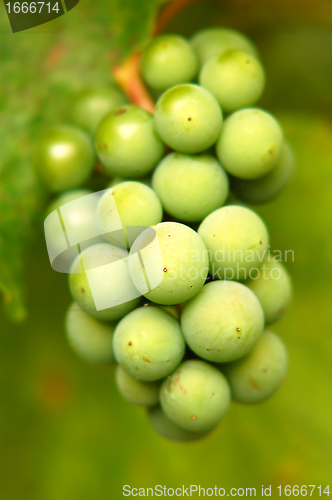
[1,1,332,498]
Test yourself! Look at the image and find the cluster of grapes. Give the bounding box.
[37,27,294,442]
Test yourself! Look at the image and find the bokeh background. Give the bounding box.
[1,1,332,498]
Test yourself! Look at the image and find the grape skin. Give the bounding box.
[231,141,295,204]
[152,152,229,222]
[199,50,265,112]
[148,405,209,442]
[95,105,165,178]
[221,330,288,404]
[116,365,160,406]
[65,302,116,365]
[154,84,223,154]
[129,221,209,305]
[191,27,259,65]
[69,243,140,321]
[198,205,269,281]
[246,257,293,324]
[140,34,198,91]
[181,281,264,363]
[112,306,185,381]
[96,182,163,248]
[71,85,127,134]
[35,125,95,192]
[216,108,283,180]
[160,359,231,432]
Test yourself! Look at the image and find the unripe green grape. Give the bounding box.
[95,105,165,178]
[191,27,259,65]
[181,281,264,363]
[69,243,140,321]
[198,205,269,280]
[154,84,222,154]
[112,306,185,381]
[231,141,295,204]
[246,257,293,324]
[160,360,231,432]
[35,125,95,192]
[129,221,209,305]
[65,302,115,364]
[71,85,127,134]
[140,34,198,91]
[96,182,163,248]
[148,405,209,442]
[216,108,283,180]
[221,330,288,404]
[152,153,229,222]
[199,50,265,112]
[115,365,160,406]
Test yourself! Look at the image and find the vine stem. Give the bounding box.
[112,0,199,112]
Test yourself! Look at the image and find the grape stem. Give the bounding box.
[112,0,199,113]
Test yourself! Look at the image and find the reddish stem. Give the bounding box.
[153,0,200,36]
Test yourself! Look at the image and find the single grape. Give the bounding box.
[35,125,95,192]
[147,405,209,442]
[191,27,259,65]
[71,85,127,134]
[65,302,116,364]
[199,50,265,112]
[160,360,231,432]
[231,141,295,204]
[152,153,229,222]
[115,365,160,406]
[96,182,163,248]
[246,257,293,324]
[181,281,264,363]
[154,84,222,154]
[45,189,100,271]
[129,221,209,305]
[216,108,283,179]
[198,205,269,280]
[69,243,141,321]
[95,105,165,178]
[112,306,185,381]
[221,330,288,404]
[140,34,198,91]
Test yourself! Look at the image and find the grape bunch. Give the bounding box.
[37,27,294,442]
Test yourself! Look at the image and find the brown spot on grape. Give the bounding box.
[142,357,150,363]
[168,234,171,237]
[236,327,241,332]
[80,288,84,292]
[104,144,107,148]
[260,240,264,244]
[192,415,196,420]
[128,342,132,346]
[188,117,192,121]
[249,375,259,389]
[163,268,167,272]
[114,108,126,116]
[269,149,273,154]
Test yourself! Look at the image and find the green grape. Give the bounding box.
[35,125,95,192]
[160,360,231,432]
[158,305,180,320]
[129,221,209,305]
[198,205,269,280]
[71,85,127,134]
[69,243,141,321]
[221,330,288,404]
[115,365,160,406]
[191,27,259,65]
[96,182,163,248]
[65,302,115,364]
[147,405,209,442]
[246,257,293,324]
[112,306,185,381]
[140,34,198,91]
[216,108,283,180]
[152,153,229,222]
[231,141,295,204]
[181,281,264,363]
[199,50,265,112]
[154,84,222,154]
[95,105,164,178]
